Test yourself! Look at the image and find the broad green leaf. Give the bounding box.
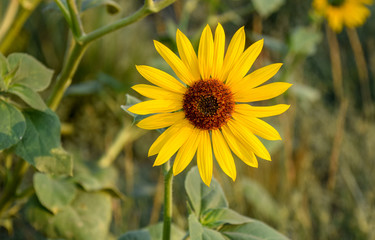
[0,100,26,150]
[118,222,185,240]
[8,84,47,111]
[185,167,228,217]
[221,221,289,240]
[188,214,226,240]
[26,190,112,240]
[203,228,226,240]
[73,160,124,199]
[34,173,76,214]
[290,27,322,56]
[118,230,151,240]
[34,147,73,176]
[201,208,251,228]
[14,109,60,166]
[189,214,203,240]
[251,0,285,18]
[147,222,186,240]
[7,53,54,91]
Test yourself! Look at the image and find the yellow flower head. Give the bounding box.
[129,24,291,186]
[313,0,373,32]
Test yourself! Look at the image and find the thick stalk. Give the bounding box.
[162,161,173,240]
[0,0,42,54]
[47,41,87,110]
[0,0,19,41]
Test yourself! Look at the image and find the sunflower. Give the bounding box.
[128,24,291,186]
[313,0,373,32]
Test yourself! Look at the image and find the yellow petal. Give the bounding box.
[211,23,225,79]
[235,104,290,118]
[221,125,258,167]
[198,25,214,80]
[231,63,283,94]
[136,65,186,93]
[176,29,200,80]
[233,113,281,140]
[212,129,236,181]
[197,130,213,186]
[149,119,187,156]
[137,111,185,130]
[154,40,195,85]
[218,26,245,82]
[227,119,271,161]
[128,99,182,115]
[153,122,194,166]
[173,128,200,176]
[226,39,264,86]
[234,82,292,102]
[132,84,183,100]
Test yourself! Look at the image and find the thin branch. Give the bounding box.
[53,0,72,27]
[80,0,176,44]
[66,0,85,39]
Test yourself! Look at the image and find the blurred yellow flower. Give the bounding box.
[129,24,291,186]
[313,0,373,32]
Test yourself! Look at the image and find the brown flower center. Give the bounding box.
[183,79,235,130]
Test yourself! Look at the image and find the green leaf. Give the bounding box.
[8,84,47,111]
[14,109,60,166]
[118,230,151,240]
[34,147,73,176]
[221,221,289,240]
[185,167,228,217]
[26,190,112,240]
[202,208,251,228]
[0,100,26,150]
[34,173,76,214]
[81,0,121,14]
[188,214,226,240]
[7,53,54,91]
[189,214,203,240]
[147,222,186,240]
[251,0,285,18]
[118,222,185,240]
[289,27,322,56]
[73,160,124,199]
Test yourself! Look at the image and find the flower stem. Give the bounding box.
[162,161,173,240]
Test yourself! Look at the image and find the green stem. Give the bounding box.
[80,0,176,43]
[162,161,173,240]
[48,0,176,110]
[0,159,29,217]
[53,0,72,29]
[67,0,85,40]
[0,0,19,41]
[0,0,42,54]
[47,41,88,110]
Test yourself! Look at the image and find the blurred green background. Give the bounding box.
[1,0,375,239]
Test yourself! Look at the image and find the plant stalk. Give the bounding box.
[0,0,42,54]
[47,41,88,110]
[162,161,173,240]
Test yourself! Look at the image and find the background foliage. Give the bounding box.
[1,0,375,239]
